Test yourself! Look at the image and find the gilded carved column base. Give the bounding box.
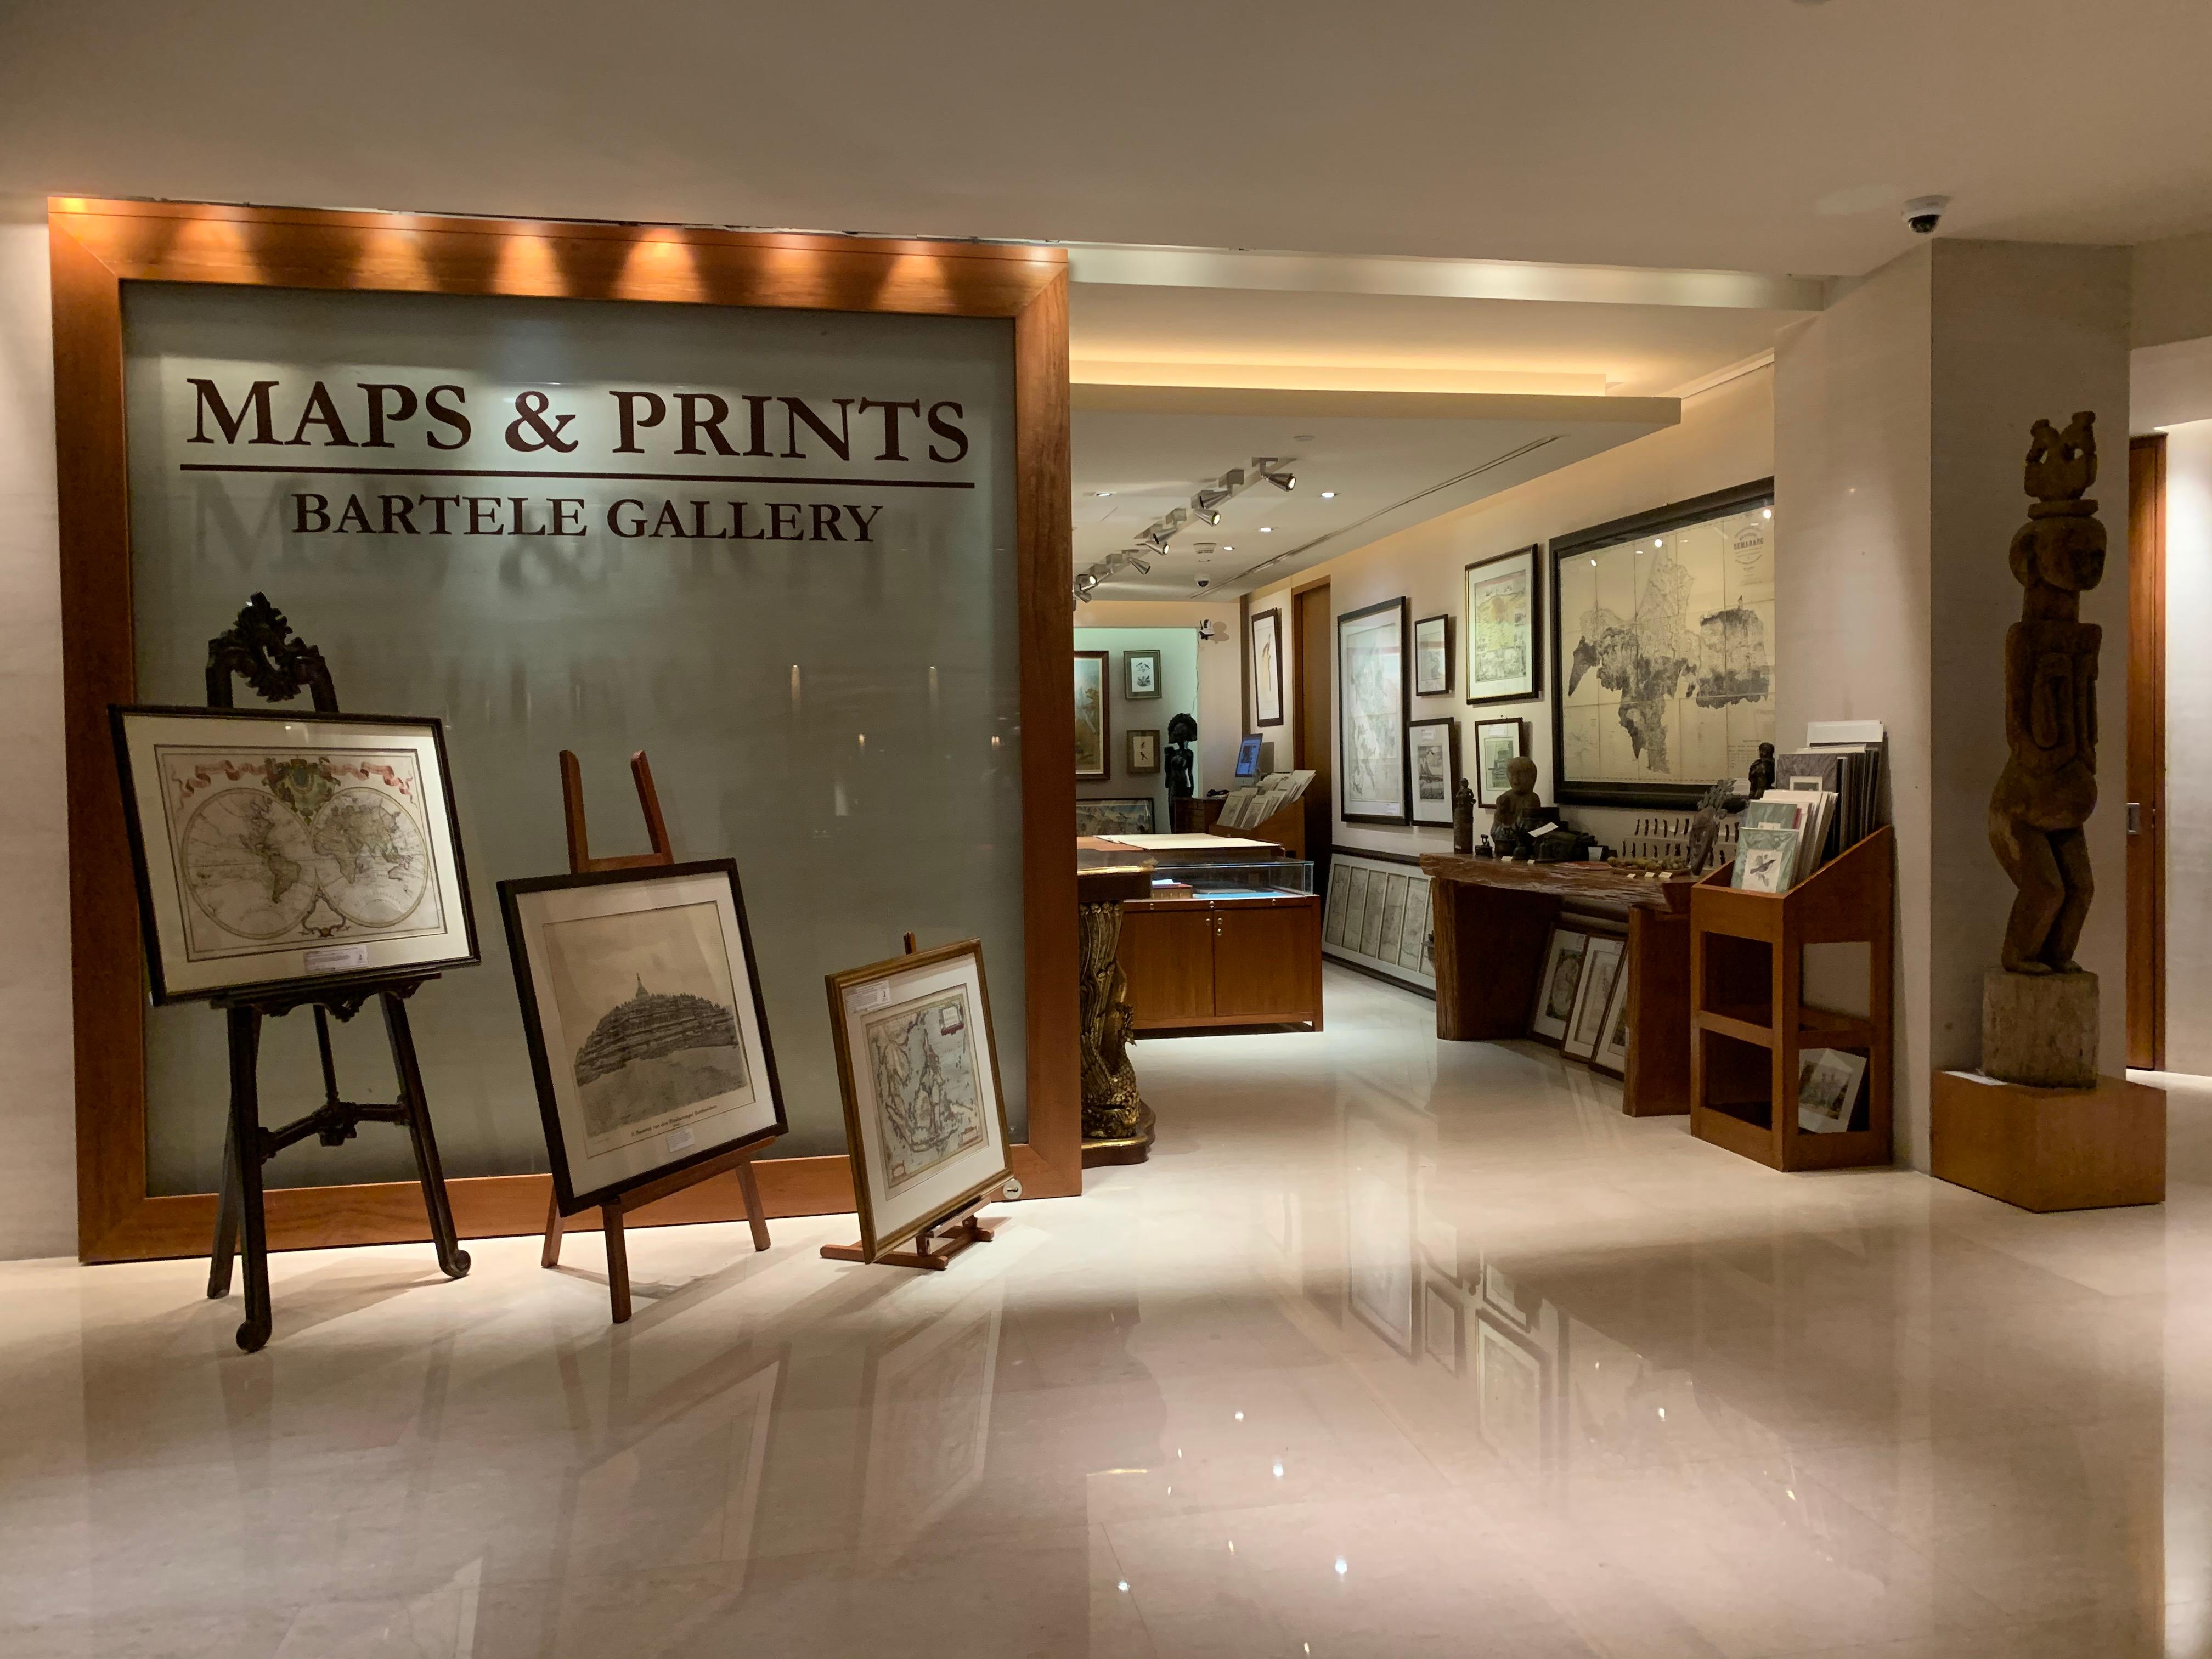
[1077,898,1151,1163]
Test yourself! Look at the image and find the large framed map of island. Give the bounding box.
[1548,479,1777,809]
[111,706,478,1003]
[826,938,1013,1262]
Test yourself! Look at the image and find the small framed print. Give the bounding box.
[1529,926,1590,1046]
[1472,717,1525,808]
[1408,717,1460,827]
[1463,544,1541,705]
[500,859,786,1214]
[1562,934,1624,1063]
[1413,613,1452,696]
[1126,727,1161,775]
[1074,650,1110,780]
[110,704,478,1004]
[1250,609,1285,727]
[1592,955,1633,1079]
[826,939,1014,1262]
[1123,648,1163,700]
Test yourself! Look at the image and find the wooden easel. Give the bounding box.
[200,594,470,1353]
[819,934,1002,1273]
[538,749,775,1323]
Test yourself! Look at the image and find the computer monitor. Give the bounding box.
[1235,735,1273,780]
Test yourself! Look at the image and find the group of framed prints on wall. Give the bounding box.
[1529,924,1631,1077]
[1074,646,1165,785]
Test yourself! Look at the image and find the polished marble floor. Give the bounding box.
[7,966,2211,1657]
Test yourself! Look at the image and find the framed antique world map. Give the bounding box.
[111,705,477,1002]
[1548,480,1776,808]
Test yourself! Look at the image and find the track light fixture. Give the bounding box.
[1262,467,1296,493]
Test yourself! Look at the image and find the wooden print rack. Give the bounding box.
[819,934,1002,1273]
[200,594,470,1353]
[538,749,775,1323]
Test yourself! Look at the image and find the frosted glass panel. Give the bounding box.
[122,283,1025,1193]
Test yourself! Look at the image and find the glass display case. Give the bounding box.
[1147,858,1314,901]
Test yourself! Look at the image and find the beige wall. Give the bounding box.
[1244,365,1776,858]
[1779,239,2132,1167]
[0,197,75,1259]
[2161,419,2212,1073]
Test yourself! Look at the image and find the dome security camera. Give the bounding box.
[1195,576,1211,589]
[1903,195,1949,235]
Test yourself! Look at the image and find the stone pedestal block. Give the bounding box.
[1931,1070,2164,1212]
[1982,967,2097,1087]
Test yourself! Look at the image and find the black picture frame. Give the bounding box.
[110,703,480,1006]
[1125,728,1161,775]
[1413,613,1452,696]
[1407,716,1460,827]
[500,858,788,1215]
[1471,716,1525,809]
[1250,609,1285,728]
[1337,596,1411,826]
[1463,543,1542,707]
[1548,478,1775,809]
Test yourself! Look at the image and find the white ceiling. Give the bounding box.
[8,2,2212,275]
[1071,386,1675,599]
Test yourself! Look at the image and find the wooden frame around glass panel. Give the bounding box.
[50,197,1078,1263]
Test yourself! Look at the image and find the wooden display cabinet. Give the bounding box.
[1689,827,1895,1171]
[1119,893,1323,1031]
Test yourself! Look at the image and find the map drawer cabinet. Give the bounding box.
[1119,893,1322,1033]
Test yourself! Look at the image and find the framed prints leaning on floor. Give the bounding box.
[501,860,786,1212]
[111,704,478,1003]
[1529,926,1589,1046]
[827,939,1014,1261]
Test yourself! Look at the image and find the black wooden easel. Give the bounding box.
[201,595,470,1352]
[538,749,775,1323]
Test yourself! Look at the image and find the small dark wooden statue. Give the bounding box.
[1747,742,1776,800]
[1452,777,1476,854]
[1989,412,2103,975]
[1165,712,1198,800]
[1489,755,1543,855]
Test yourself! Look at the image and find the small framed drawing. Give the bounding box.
[500,859,786,1214]
[1123,648,1163,701]
[826,939,1014,1262]
[1126,728,1161,775]
[1423,1278,1468,1376]
[1408,718,1459,827]
[1528,926,1590,1046]
[1562,934,1625,1063]
[1338,596,1410,825]
[1075,797,1156,836]
[1592,956,1633,1079]
[1471,716,1525,808]
[1074,649,1110,780]
[1463,544,1540,705]
[1413,613,1452,696]
[1251,609,1285,727]
[110,704,478,1003]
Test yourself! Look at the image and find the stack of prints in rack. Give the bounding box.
[1769,721,1887,873]
[1217,770,1316,832]
[1734,791,1826,893]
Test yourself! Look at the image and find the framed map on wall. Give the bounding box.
[1463,545,1540,705]
[1337,597,1409,824]
[1548,481,1776,808]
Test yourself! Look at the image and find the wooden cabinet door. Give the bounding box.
[1119,908,1215,1023]
[1212,904,1318,1021]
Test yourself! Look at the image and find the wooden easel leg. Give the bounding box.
[382,991,471,1281]
[207,1118,241,1300]
[540,1187,566,1269]
[226,1006,273,1353]
[735,1156,771,1252]
[602,1204,631,1323]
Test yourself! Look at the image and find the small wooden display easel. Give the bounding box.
[538,749,775,1323]
[819,934,1003,1273]
[201,595,470,1353]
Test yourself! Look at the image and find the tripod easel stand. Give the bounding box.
[818,933,1002,1272]
[538,749,774,1322]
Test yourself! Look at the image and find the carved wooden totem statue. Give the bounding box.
[1988,411,2103,975]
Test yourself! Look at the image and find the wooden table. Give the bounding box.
[1418,855,1695,1117]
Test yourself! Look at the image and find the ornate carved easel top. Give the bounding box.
[205,592,337,712]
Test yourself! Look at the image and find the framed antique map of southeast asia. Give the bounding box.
[827,939,1013,1261]
[111,705,478,1003]
[1337,597,1410,824]
[1463,545,1539,704]
[1549,481,1776,808]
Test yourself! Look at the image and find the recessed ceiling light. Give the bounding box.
[1259,526,1273,533]
[1319,490,1335,499]
[1222,544,1234,551]
[1094,490,1113,497]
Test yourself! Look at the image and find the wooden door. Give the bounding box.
[1213,903,1319,1020]
[2128,435,2166,1070]
[1293,582,1333,885]
[1119,908,1215,1024]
